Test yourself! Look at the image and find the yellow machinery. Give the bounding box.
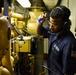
[11,35,44,75]
[9,0,46,74]
[27,8,44,34]
[10,8,46,75]
[0,18,10,50]
[0,16,13,75]
[10,13,26,38]
[15,36,32,52]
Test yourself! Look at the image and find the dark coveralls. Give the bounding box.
[40,26,76,75]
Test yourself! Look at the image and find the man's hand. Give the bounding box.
[37,12,47,23]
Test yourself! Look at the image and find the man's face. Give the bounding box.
[49,17,62,33]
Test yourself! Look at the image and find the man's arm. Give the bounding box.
[37,19,45,35]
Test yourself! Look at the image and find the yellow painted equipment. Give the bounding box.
[0,16,13,75]
[0,66,11,75]
[15,36,31,52]
[10,13,26,38]
[0,17,10,50]
[27,8,44,34]
[10,12,25,20]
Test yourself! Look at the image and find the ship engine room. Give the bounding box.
[0,0,76,75]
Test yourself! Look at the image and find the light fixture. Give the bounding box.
[17,0,31,8]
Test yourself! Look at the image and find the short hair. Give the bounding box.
[50,5,71,22]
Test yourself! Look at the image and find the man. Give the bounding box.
[37,5,76,75]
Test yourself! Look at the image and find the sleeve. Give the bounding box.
[62,42,76,74]
[37,19,51,38]
[41,26,51,38]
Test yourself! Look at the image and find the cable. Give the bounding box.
[22,28,31,35]
[41,65,60,75]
